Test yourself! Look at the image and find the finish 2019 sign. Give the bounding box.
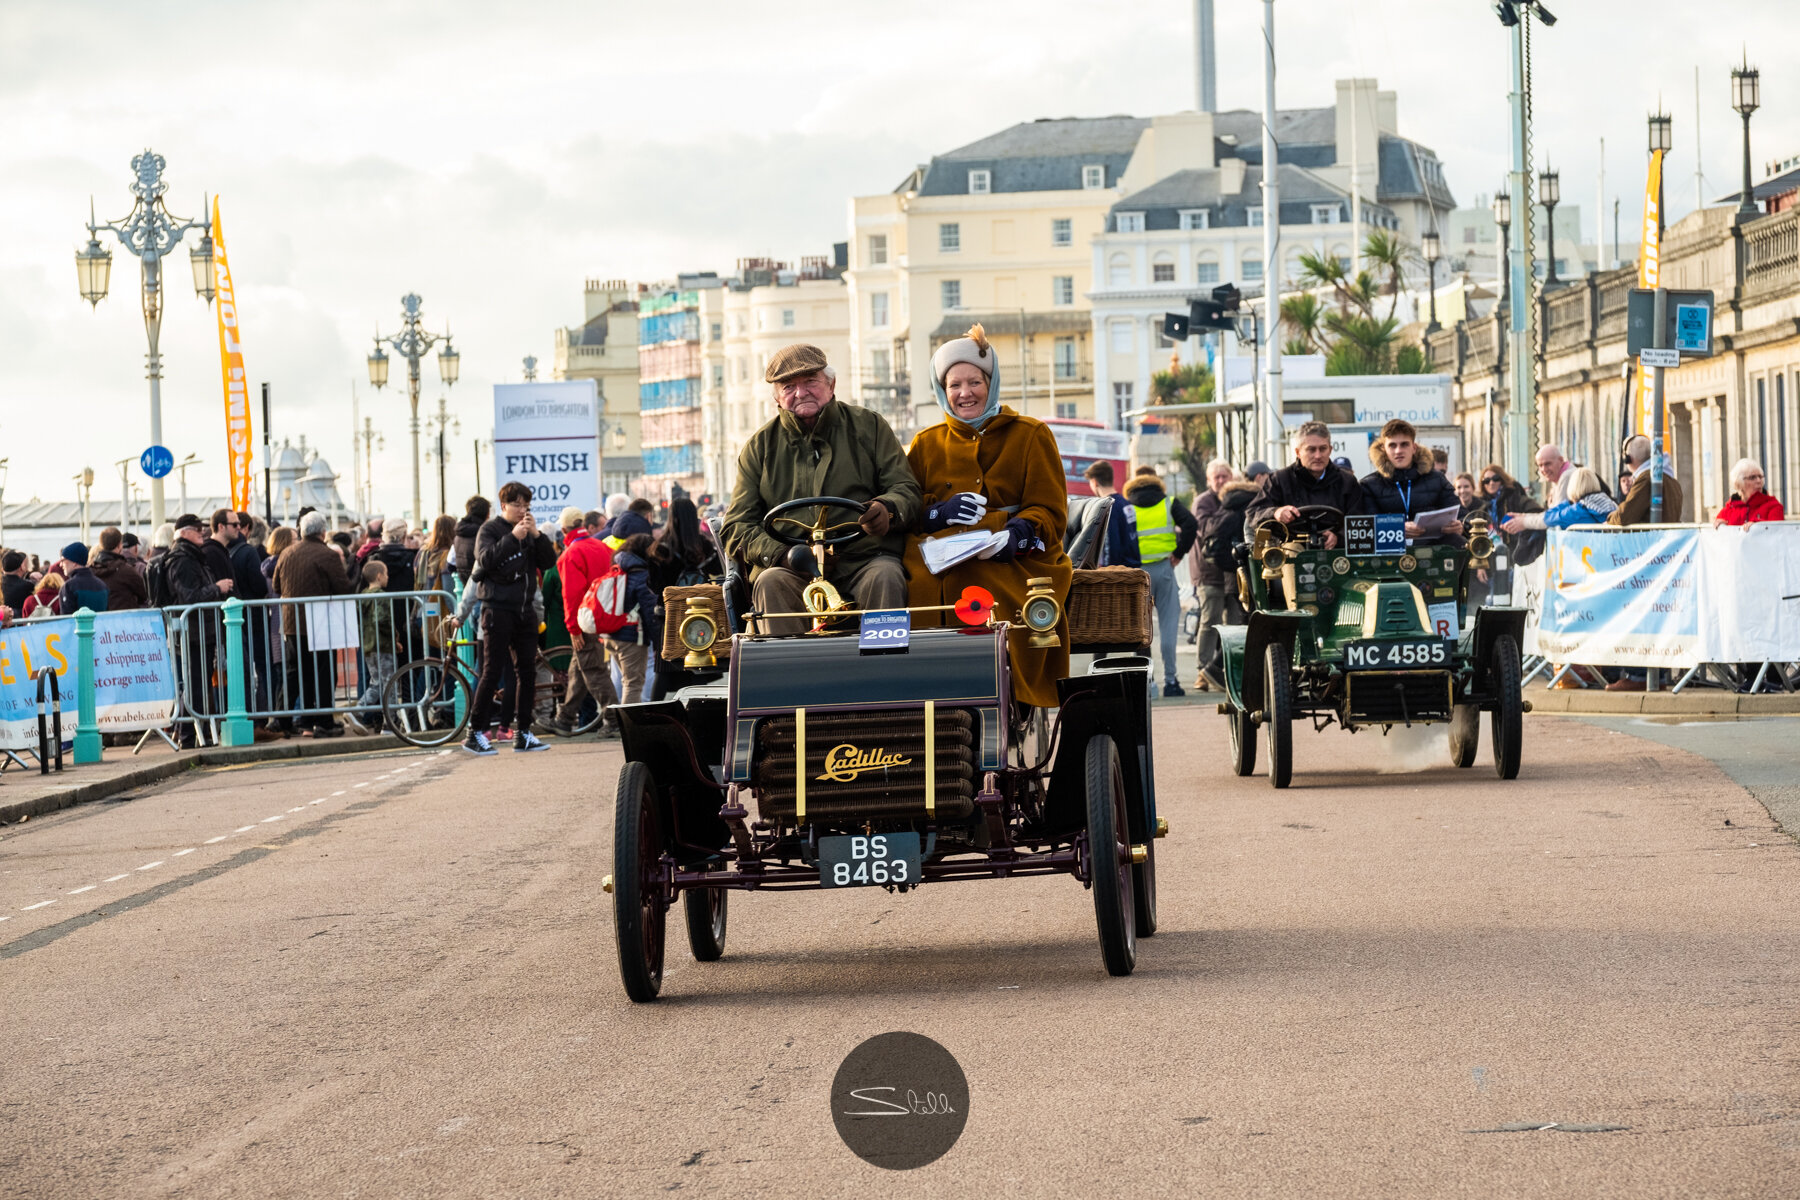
[491,380,602,526]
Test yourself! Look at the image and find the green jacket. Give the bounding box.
[720,400,922,575]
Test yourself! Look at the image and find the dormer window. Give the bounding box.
[1082,164,1105,189]
[1115,212,1145,234]
[1179,209,1210,230]
[968,169,991,195]
[1311,203,1343,224]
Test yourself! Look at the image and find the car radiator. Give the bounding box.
[1344,670,1455,725]
[754,708,977,822]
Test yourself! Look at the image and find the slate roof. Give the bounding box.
[912,116,1150,196]
[1108,165,1398,232]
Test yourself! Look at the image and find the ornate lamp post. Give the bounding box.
[423,397,462,518]
[1492,188,1513,309]
[355,418,384,519]
[367,293,458,523]
[74,151,216,528]
[1648,111,1673,240]
[522,355,538,382]
[1731,56,1761,222]
[1538,165,1562,287]
[1421,229,1442,334]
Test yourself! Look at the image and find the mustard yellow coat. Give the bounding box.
[905,407,1072,708]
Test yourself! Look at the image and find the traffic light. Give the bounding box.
[1163,284,1245,340]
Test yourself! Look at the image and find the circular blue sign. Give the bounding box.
[140,445,174,479]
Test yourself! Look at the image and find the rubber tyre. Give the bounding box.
[683,885,728,962]
[613,761,667,1001]
[1448,702,1480,768]
[1228,704,1257,776]
[1085,734,1137,976]
[1490,634,1523,781]
[381,657,471,748]
[1264,642,1294,789]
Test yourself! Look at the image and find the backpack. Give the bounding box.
[145,555,172,608]
[577,562,633,635]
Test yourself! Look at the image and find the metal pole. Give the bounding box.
[144,260,167,529]
[409,361,423,524]
[1505,16,1535,481]
[1260,0,1283,466]
[1649,287,1667,524]
[474,437,483,497]
[262,382,273,526]
[1194,0,1216,112]
[1739,110,1757,220]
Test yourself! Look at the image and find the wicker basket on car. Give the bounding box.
[1066,566,1152,647]
[659,583,732,663]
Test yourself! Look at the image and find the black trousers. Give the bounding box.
[471,605,537,733]
[283,634,337,730]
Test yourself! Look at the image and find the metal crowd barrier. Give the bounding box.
[34,666,63,774]
[157,589,456,744]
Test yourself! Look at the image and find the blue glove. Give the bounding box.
[984,517,1039,563]
[921,492,988,533]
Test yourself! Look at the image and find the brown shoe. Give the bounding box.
[1604,677,1646,692]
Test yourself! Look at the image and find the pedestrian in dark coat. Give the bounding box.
[453,497,490,585]
[464,481,558,754]
[1359,419,1464,546]
[273,512,353,736]
[1245,422,1369,545]
[90,527,149,610]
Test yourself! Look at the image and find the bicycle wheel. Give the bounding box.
[539,643,608,735]
[382,657,473,748]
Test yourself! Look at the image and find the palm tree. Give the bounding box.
[1280,293,1326,354]
[1148,357,1216,493]
[1362,230,1410,320]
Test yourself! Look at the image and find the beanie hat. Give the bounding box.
[60,542,89,567]
[173,513,204,532]
[929,323,1002,430]
[1245,461,1272,480]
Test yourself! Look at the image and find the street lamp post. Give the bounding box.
[368,294,458,523]
[1539,165,1562,287]
[73,468,95,545]
[1731,56,1761,222]
[522,355,538,382]
[0,458,9,552]
[1492,188,1513,309]
[423,397,461,519]
[1648,111,1673,241]
[113,457,133,537]
[1421,229,1442,334]
[73,151,216,530]
[355,418,384,519]
[473,436,492,497]
[175,453,202,518]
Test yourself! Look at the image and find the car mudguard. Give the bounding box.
[1466,606,1528,693]
[1222,610,1306,712]
[617,698,732,865]
[1048,665,1153,843]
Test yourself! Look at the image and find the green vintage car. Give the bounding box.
[1216,506,1528,788]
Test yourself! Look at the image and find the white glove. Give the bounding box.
[947,492,987,526]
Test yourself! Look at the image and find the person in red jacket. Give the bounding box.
[1714,459,1786,526]
[545,507,620,737]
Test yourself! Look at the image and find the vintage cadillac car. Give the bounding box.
[602,497,1161,1002]
[1216,505,1529,788]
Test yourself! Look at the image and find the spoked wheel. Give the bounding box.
[1263,642,1294,789]
[381,657,472,748]
[684,882,728,962]
[1084,734,1136,976]
[1490,634,1523,781]
[1227,704,1257,776]
[1448,701,1480,768]
[613,761,668,1001]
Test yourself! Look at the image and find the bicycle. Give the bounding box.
[381,618,596,748]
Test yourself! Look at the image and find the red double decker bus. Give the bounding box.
[1044,418,1130,497]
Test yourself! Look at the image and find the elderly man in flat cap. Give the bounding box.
[720,343,922,636]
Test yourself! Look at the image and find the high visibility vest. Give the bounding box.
[1133,497,1175,562]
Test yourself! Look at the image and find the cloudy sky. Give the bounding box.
[3,0,1793,521]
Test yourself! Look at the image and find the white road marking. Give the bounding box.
[288,806,305,813]
[23,900,55,910]
[204,836,228,844]
[68,886,96,894]
[353,782,369,788]
[104,874,129,882]
[234,826,255,833]
[174,848,195,856]
[260,815,283,823]
[309,799,325,805]
[0,915,10,922]
[331,790,346,796]
[137,861,163,871]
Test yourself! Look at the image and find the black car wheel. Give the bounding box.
[684,884,728,962]
[1264,642,1294,789]
[1085,734,1136,976]
[613,761,667,1002]
[1490,634,1523,780]
[1228,703,1257,776]
[1448,701,1480,768]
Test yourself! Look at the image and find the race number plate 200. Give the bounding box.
[819,833,922,889]
[1343,638,1450,669]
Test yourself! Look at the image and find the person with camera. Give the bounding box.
[464,481,558,755]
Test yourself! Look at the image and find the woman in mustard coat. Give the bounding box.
[905,324,1072,709]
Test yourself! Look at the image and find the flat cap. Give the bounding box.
[764,343,830,383]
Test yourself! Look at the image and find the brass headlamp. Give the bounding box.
[1466,517,1495,567]
[1020,577,1062,649]
[678,598,722,668]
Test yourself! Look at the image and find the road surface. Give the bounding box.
[3,709,1796,1198]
